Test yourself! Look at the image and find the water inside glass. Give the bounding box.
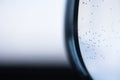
[78,0,120,80]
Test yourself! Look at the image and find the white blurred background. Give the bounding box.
[0,0,69,67]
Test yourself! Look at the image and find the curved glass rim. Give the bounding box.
[65,0,92,79]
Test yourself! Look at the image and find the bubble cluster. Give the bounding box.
[78,29,107,61]
[78,0,120,79]
[82,2,87,5]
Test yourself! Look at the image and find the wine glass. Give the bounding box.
[65,0,120,80]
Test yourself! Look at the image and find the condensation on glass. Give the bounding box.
[78,0,120,80]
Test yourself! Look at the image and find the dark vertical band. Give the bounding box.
[65,0,92,79]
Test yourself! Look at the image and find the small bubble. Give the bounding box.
[86,43,89,45]
[98,40,100,42]
[79,36,81,39]
[112,29,114,32]
[92,5,99,8]
[82,2,87,5]
[81,17,84,20]
[118,36,120,39]
[116,32,119,34]
[91,12,94,15]
[89,0,91,2]
[103,39,105,41]
[101,29,105,32]
[106,45,108,47]
[100,55,105,59]
[96,5,99,8]
[91,44,93,47]
[88,31,91,33]
[86,56,89,59]
[85,40,87,43]
[82,2,85,4]
[93,56,96,59]
[89,39,92,41]
[118,20,120,23]
[92,5,95,7]
[92,57,95,60]
[93,42,96,44]
[92,49,95,51]
[97,45,100,47]
[109,8,112,10]
[94,52,97,54]
[89,21,92,23]
[110,45,112,47]
[116,51,119,54]
[98,34,102,37]
[89,57,92,60]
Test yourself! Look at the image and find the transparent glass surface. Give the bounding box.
[78,0,120,80]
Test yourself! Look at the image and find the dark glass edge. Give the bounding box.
[64,0,92,80]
